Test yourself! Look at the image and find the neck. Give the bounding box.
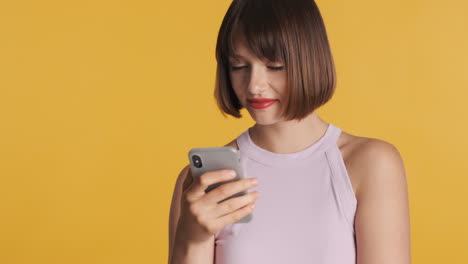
[248,112,329,154]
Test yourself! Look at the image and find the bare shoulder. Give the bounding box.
[338,129,411,263]
[337,129,406,200]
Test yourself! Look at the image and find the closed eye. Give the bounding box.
[230,65,248,71]
[229,65,285,71]
[268,66,284,71]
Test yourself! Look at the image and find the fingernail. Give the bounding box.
[250,178,259,185]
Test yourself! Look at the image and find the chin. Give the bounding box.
[245,104,284,124]
[249,113,281,125]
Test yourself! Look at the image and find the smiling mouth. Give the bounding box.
[248,100,277,109]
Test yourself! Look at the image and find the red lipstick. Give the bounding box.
[248,98,278,109]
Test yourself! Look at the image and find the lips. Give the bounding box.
[248,98,278,109]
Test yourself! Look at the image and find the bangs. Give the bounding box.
[219,0,287,64]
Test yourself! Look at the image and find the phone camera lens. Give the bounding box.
[192,155,203,168]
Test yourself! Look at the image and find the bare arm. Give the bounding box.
[168,165,215,264]
[168,164,189,261]
[354,140,411,264]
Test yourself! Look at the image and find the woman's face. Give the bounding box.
[228,35,287,125]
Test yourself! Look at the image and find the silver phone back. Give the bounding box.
[188,146,252,223]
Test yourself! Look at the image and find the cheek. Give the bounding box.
[230,74,242,87]
[229,83,243,105]
[233,87,245,105]
[230,75,245,97]
[270,74,288,99]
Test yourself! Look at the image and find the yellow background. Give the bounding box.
[0,0,467,263]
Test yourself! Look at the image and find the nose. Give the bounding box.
[247,65,268,96]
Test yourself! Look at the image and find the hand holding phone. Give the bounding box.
[189,147,257,222]
[176,147,259,244]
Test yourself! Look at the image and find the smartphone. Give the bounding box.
[188,146,252,223]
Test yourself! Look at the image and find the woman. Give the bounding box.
[169,0,411,263]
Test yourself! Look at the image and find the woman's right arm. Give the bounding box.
[168,165,260,264]
[168,164,215,263]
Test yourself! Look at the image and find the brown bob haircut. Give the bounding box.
[214,0,336,121]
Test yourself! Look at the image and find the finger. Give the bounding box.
[203,177,259,204]
[216,202,256,227]
[213,191,260,218]
[186,169,237,201]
